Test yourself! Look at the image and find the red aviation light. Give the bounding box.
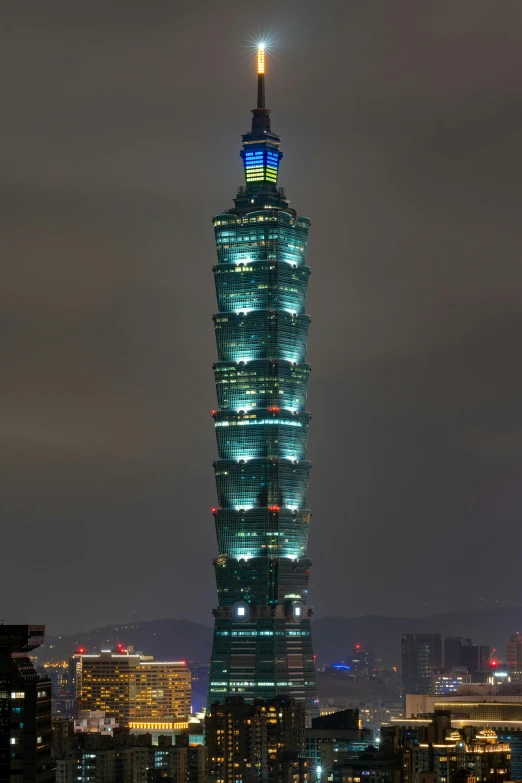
[268,505,280,511]
[211,410,216,416]
[212,507,217,514]
[267,406,280,412]
[78,648,85,654]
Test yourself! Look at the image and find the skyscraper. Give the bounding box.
[0,625,53,783]
[507,633,522,672]
[208,46,317,719]
[401,633,443,701]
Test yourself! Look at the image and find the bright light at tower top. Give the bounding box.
[257,44,266,74]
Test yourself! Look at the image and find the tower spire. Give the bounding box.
[257,44,265,109]
[239,43,281,188]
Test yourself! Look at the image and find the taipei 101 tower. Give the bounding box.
[208,45,318,719]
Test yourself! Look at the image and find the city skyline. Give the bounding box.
[3,1,522,634]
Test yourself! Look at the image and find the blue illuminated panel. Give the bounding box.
[242,147,281,184]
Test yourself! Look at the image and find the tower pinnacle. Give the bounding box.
[257,44,265,109]
[240,44,281,188]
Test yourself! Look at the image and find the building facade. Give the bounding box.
[78,650,190,725]
[507,633,522,672]
[305,709,372,767]
[387,716,512,783]
[349,645,375,679]
[0,624,53,783]
[401,635,444,700]
[55,730,206,783]
[207,46,317,719]
[206,695,307,783]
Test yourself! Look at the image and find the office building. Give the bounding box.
[349,645,375,679]
[401,635,443,699]
[459,645,490,675]
[443,638,472,670]
[432,673,470,695]
[206,695,308,783]
[403,636,490,699]
[0,624,53,782]
[78,649,190,725]
[305,709,372,767]
[67,653,83,697]
[507,633,522,672]
[207,45,317,718]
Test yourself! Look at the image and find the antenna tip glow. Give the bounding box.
[257,44,265,75]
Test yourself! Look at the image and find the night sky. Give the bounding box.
[2,1,522,635]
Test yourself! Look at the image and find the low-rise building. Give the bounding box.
[74,710,119,735]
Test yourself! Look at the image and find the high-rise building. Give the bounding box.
[443,637,472,670]
[460,644,490,674]
[78,650,191,725]
[0,624,54,782]
[349,645,375,679]
[206,695,308,783]
[507,633,522,671]
[68,652,83,697]
[207,45,317,719]
[401,634,443,699]
[442,637,490,675]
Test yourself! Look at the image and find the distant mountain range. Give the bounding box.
[40,606,522,668]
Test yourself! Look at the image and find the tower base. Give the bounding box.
[208,616,318,724]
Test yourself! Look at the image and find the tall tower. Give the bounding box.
[208,46,318,719]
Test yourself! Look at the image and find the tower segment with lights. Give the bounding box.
[208,46,318,720]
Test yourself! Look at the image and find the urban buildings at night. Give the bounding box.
[207,45,317,718]
[77,649,191,725]
[385,715,512,783]
[54,730,206,783]
[0,625,53,782]
[401,635,491,700]
[206,695,308,783]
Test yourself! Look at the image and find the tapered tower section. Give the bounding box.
[208,46,318,720]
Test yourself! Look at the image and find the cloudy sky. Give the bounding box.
[2,1,522,634]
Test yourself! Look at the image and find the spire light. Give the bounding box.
[257,44,265,75]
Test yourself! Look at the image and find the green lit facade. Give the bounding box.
[208,56,318,720]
